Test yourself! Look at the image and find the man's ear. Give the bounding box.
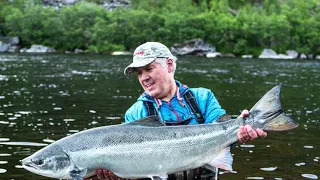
[166,58,174,73]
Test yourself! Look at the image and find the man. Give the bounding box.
[86,42,267,180]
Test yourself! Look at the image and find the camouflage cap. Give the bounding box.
[124,42,175,76]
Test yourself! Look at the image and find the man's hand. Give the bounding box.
[84,169,123,180]
[237,109,267,144]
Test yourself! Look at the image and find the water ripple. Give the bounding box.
[0,138,10,141]
[240,144,255,148]
[260,167,277,171]
[0,142,48,146]
[246,177,264,180]
[302,174,318,179]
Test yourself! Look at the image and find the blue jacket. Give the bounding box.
[125,80,226,124]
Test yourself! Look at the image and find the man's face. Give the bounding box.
[136,60,174,100]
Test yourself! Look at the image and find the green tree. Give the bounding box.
[280,0,319,54]
[165,13,206,45]
[1,0,319,55]
[236,5,266,54]
[21,6,61,47]
[59,2,106,50]
[1,6,24,36]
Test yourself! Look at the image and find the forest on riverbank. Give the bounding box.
[0,0,319,55]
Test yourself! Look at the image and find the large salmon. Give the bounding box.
[21,85,298,180]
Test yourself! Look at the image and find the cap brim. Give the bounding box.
[124,58,155,76]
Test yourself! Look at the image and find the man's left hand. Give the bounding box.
[237,109,267,144]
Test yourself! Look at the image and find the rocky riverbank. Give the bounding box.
[0,37,319,59]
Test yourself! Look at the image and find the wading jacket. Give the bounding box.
[125,80,226,124]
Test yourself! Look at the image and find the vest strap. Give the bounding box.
[143,90,205,124]
[183,90,205,124]
[143,101,158,116]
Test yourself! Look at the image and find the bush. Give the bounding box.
[0,0,319,55]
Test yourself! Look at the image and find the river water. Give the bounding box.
[0,54,319,179]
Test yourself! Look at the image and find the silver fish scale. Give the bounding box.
[57,120,242,178]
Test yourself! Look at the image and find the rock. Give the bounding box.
[63,0,76,5]
[300,54,307,59]
[277,54,294,59]
[25,45,56,53]
[286,50,299,59]
[171,39,216,56]
[20,48,28,53]
[0,41,10,52]
[9,37,20,46]
[43,0,81,7]
[258,49,278,59]
[111,51,132,55]
[8,46,20,52]
[307,54,314,59]
[43,0,57,6]
[222,53,236,58]
[74,48,84,54]
[259,49,296,59]
[242,55,253,59]
[103,0,130,11]
[206,52,222,58]
[41,0,131,10]
[315,55,320,60]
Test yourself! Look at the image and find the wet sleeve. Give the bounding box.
[124,101,147,123]
[204,90,226,123]
[193,88,226,124]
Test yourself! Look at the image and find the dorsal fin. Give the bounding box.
[216,114,231,123]
[125,115,164,127]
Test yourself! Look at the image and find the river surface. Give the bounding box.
[0,54,319,180]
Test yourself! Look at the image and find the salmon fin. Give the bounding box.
[216,114,231,123]
[246,85,298,131]
[125,115,164,127]
[67,151,87,179]
[150,175,168,180]
[69,168,87,180]
[206,146,233,171]
[264,112,298,131]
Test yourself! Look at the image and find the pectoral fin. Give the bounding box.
[150,174,168,180]
[69,168,87,180]
[126,116,164,127]
[206,146,233,171]
[216,114,231,123]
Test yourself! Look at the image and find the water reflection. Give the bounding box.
[260,167,277,171]
[0,142,48,146]
[245,177,264,179]
[0,54,319,179]
[302,174,318,179]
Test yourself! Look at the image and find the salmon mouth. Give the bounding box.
[21,158,40,171]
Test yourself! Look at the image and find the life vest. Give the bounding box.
[143,90,205,125]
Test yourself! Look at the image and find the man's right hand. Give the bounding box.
[84,169,123,180]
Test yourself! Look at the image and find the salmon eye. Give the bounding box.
[32,158,44,165]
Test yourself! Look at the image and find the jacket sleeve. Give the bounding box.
[124,101,148,123]
[191,88,226,124]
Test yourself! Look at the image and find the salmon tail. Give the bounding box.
[245,85,298,131]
